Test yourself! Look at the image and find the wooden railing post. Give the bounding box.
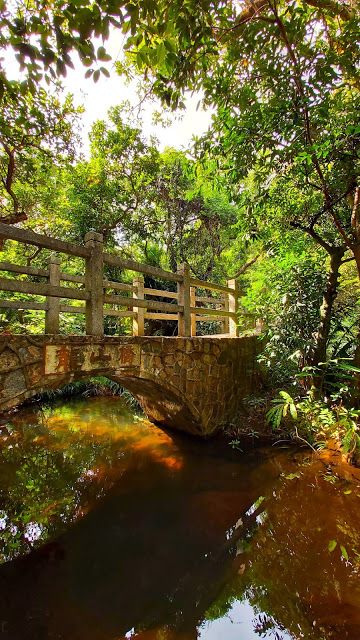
[222,292,230,335]
[45,255,60,334]
[177,263,191,337]
[227,278,239,337]
[190,286,196,336]
[84,231,104,336]
[133,276,145,336]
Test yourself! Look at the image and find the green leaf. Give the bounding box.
[97,46,112,62]
[285,472,300,480]
[279,391,293,402]
[289,403,298,419]
[340,545,349,561]
[328,539,337,552]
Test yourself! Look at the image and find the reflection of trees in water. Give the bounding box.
[1,403,360,640]
[203,457,360,640]
[0,398,149,562]
[0,434,287,640]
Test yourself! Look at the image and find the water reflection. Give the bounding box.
[0,397,359,640]
[0,398,182,563]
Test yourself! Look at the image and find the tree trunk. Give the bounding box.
[354,338,360,406]
[352,246,360,402]
[352,245,360,283]
[310,247,345,390]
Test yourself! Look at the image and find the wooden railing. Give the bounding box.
[0,223,241,337]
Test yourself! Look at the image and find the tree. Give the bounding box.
[0,0,116,98]
[238,168,357,371]
[61,108,239,278]
[115,0,359,372]
[61,105,160,244]
[0,83,82,225]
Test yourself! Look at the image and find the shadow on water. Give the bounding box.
[0,397,359,640]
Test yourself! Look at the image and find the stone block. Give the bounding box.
[203,342,210,354]
[0,348,20,370]
[18,345,41,363]
[3,370,26,397]
[45,344,71,375]
[153,355,162,368]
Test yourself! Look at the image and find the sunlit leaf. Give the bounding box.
[340,545,349,561]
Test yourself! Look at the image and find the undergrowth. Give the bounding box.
[31,377,141,411]
[266,360,360,462]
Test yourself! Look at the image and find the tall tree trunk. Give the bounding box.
[352,245,360,402]
[354,337,360,406]
[339,185,360,401]
[310,247,345,390]
[354,254,360,279]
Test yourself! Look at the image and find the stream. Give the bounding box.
[0,396,359,640]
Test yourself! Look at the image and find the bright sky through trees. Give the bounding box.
[4,26,212,154]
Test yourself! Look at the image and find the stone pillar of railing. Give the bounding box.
[45,255,61,334]
[227,278,239,337]
[177,263,191,337]
[222,292,230,335]
[133,276,145,336]
[85,231,104,337]
[190,286,196,336]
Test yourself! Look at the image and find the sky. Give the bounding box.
[6,27,213,155]
[62,29,213,153]
[63,62,213,154]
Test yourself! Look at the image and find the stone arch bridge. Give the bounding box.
[0,335,259,436]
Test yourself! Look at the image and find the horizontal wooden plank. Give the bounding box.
[195,316,223,323]
[0,223,89,258]
[0,299,47,311]
[59,304,85,314]
[103,309,135,318]
[144,288,178,299]
[145,312,178,321]
[0,264,85,286]
[104,294,182,313]
[190,278,234,295]
[200,333,230,337]
[103,279,135,292]
[195,296,224,305]
[60,272,85,284]
[0,261,48,278]
[190,306,236,318]
[0,277,90,301]
[103,253,182,283]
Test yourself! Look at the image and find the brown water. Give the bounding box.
[0,397,360,640]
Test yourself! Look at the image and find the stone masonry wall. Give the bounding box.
[0,335,260,436]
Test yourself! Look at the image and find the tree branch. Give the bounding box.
[351,185,360,241]
[231,254,261,279]
[0,142,28,224]
[290,220,334,253]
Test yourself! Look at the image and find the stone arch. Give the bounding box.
[108,373,203,436]
[0,335,260,437]
[39,369,204,436]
